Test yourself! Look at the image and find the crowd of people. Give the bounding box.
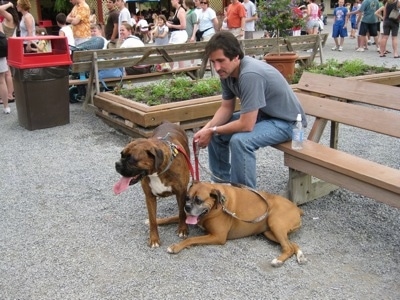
[329,0,400,59]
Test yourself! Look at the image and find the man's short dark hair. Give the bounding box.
[56,13,67,25]
[205,31,244,60]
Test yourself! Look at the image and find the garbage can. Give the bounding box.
[8,36,72,130]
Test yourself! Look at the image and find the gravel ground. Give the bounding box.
[1,17,399,300]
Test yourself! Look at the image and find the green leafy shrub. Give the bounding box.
[115,76,222,106]
[292,59,395,83]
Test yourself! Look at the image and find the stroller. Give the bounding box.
[69,37,105,103]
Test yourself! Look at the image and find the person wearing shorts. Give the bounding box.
[331,0,349,51]
[348,0,380,52]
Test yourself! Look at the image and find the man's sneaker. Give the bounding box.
[356,47,364,52]
[331,46,338,51]
[338,46,343,51]
[3,107,10,114]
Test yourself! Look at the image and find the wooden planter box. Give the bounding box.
[92,71,399,138]
[93,91,240,138]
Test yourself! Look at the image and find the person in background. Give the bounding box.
[350,0,361,38]
[242,0,258,39]
[148,13,158,43]
[116,0,132,40]
[56,13,75,48]
[0,22,10,114]
[220,7,228,31]
[66,0,91,45]
[348,0,380,52]
[184,0,198,43]
[166,0,188,68]
[119,22,144,48]
[152,15,169,46]
[197,0,218,41]
[331,0,349,51]
[0,1,18,104]
[193,31,306,188]
[89,7,97,25]
[104,0,119,48]
[226,0,246,39]
[137,15,150,43]
[376,0,399,58]
[16,0,35,52]
[167,0,187,44]
[306,0,320,35]
[90,23,108,49]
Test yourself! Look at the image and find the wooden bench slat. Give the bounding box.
[297,72,400,110]
[295,92,400,138]
[274,141,400,208]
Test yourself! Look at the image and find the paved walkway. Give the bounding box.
[255,16,400,69]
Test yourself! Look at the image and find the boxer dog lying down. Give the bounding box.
[167,181,307,267]
[114,121,190,248]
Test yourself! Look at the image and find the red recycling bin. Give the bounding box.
[8,36,72,130]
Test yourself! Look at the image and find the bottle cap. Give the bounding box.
[296,113,302,121]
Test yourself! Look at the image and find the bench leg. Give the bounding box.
[287,169,338,205]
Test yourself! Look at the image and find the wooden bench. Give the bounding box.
[70,41,211,105]
[274,73,400,208]
[241,33,328,67]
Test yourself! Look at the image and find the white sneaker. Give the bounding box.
[3,107,10,114]
[331,46,338,51]
[356,47,364,52]
[338,46,343,51]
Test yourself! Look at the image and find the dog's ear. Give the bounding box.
[210,189,222,208]
[148,148,164,170]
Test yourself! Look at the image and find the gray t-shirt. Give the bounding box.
[221,56,307,127]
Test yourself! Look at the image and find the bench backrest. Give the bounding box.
[71,41,209,73]
[295,92,400,139]
[240,33,328,58]
[297,72,400,110]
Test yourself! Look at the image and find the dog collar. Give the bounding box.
[157,140,179,176]
[157,133,195,180]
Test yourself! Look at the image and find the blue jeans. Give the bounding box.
[208,113,293,188]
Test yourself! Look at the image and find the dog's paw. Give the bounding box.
[296,250,308,265]
[167,244,179,254]
[178,231,188,238]
[149,241,160,248]
[271,258,284,268]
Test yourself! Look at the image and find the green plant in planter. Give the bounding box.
[258,0,304,53]
[115,76,222,106]
[291,59,396,83]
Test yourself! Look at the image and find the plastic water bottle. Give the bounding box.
[292,113,304,150]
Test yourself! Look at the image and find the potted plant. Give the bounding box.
[258,0,303,81]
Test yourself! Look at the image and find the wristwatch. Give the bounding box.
[211,126,219,135]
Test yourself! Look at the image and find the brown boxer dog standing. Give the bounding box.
[114,121,191,248]
[167,181,307,267]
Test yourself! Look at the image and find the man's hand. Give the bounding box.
[193,127,214,148]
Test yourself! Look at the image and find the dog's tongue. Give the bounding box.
[186,215,199,225]
[113,177,133,195]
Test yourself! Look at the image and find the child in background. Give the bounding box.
[153,15,169,46]
[331,0,348,51]
[350,0,361,38]
[90,23,108,49]
[148,13,159,43]
[137,15,150,43]
[56,13,75,48]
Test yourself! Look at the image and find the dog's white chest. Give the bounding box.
[148,174,172,195]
